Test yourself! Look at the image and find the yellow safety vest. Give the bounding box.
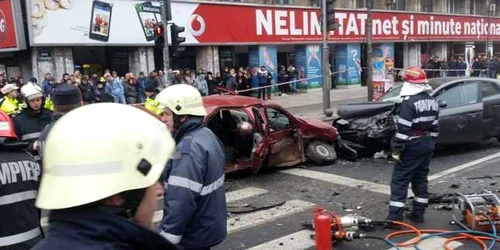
[145,97,160,114]
[0,97,21,115]
[45,97,54,111]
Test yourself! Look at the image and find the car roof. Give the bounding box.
[203,95,265,113]
[429,77,500,90]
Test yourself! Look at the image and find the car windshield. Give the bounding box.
[378,78,451,102]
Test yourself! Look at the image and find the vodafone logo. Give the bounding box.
[188,14,205,37]
[0,10,6,42]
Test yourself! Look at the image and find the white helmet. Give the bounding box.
[36,103,176,210]
[156,84,207,116]
[21,83,43,101]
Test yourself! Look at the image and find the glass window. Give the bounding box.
[421,0,433,12]
[266,108,291,131]
[357,0,366,8]
[437,82,479,109]
[481,81,500,98]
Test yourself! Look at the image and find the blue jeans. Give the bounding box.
[113,95,126,104]
[289,78,298,94]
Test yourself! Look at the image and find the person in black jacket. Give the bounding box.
[78,75,97,104]
[387,67,439,223]
[14,83,52,159]
[32,103,177,250]
[37,84,82,160]
[0,110,43,250]
[123,76,138,104]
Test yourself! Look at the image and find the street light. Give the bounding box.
[487,1,495,76]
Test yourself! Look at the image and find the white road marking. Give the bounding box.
[227,199,315,234]
[386,234,462,250]
[428,151,500,181]
[226,187,268,203]
[43,186,270,228]
[247,230,315,250]
[281,168,392,195]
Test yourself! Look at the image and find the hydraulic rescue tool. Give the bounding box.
[453,190,500,232]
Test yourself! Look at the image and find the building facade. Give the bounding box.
[2,0,500,88]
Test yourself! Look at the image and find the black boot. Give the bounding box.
[406,211,424,223]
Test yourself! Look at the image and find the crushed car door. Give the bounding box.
[265,107,303,167]
[250,107,269,172]
[435,81,483,144]
[479,80,500,138]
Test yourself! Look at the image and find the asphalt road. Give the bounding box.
[215,140,500,250]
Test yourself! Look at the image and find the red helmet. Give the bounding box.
[404,67,428,84]
[0,110,17,139]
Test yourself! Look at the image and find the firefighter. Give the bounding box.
[0,84,22,116]
[156,84,227,250]
[386,67,440,223]
[32,103,176,249]
[37,84,82,160]
[13,83,52,158]
[0,110,43,249]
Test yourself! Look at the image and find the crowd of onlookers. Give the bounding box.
[424,55,500,78]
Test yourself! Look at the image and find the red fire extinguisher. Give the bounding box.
[313,207,333,250]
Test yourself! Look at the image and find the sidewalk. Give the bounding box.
[269,87,368,121]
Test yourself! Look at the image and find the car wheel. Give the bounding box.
[306,141,337,165]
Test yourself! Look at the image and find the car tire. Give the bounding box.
[306,141,337,165]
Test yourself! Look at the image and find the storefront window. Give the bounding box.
[421,0,433,12]
[219,46,235,70]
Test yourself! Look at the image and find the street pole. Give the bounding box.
[161,0,170,70]
[487,1,491,77]
[321,0,331,116]
[366,0,373,101]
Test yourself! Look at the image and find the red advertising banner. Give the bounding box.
[183,2,500,44]
[0,0,18,49]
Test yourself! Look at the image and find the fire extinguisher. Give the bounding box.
[313,207,333,250]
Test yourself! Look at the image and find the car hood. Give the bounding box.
[300,117,336,130]
[337,102,395,120]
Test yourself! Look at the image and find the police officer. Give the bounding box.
[0,84,21,116]
[32,103,176,250]
[387,67,440,223]
[14,83,52,158]
[0,110,43,249]
[37,84,82,159]
[156,84,227,249]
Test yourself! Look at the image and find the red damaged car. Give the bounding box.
[136,95,346,173]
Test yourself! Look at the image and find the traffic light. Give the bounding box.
[154,23,165,49]
[170,23,186,58]
[326,0,340,31]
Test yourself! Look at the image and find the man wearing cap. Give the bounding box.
[37,84,82,160]
[386,67,440,223]
[14,83,53,157]
[0,84,22,116]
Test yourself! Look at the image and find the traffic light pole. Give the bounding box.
[161,0,170,70]
[321,0,331,116]
[366,0,373,101]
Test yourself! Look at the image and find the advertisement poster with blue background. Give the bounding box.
[249,46,278,90]
[334,44,361,85]
[305,45,322,88]
[259,46,278,88]
[295,45,322,89]
[248,47,260,88]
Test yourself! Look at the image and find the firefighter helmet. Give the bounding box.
[156,84,207,116]
[21,83,44,101]
[403,67,429,84]
[36,103,176,210]
[0,110,17,139]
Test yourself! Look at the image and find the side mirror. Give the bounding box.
[438,100,447,108]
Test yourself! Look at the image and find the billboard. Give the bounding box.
[27,0,162,46]
[0,0,26,51]
[372,43,394,101]
[26,1,500,46]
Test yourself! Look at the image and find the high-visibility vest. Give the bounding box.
[0,96,21,115]
[44,97,54,111]
[145,97,160,114]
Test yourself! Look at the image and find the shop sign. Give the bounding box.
[27,0,162,46]
[0,0,25,51]
[173,2,500,45]
[26,0,500,46]
[37,50,51,60]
